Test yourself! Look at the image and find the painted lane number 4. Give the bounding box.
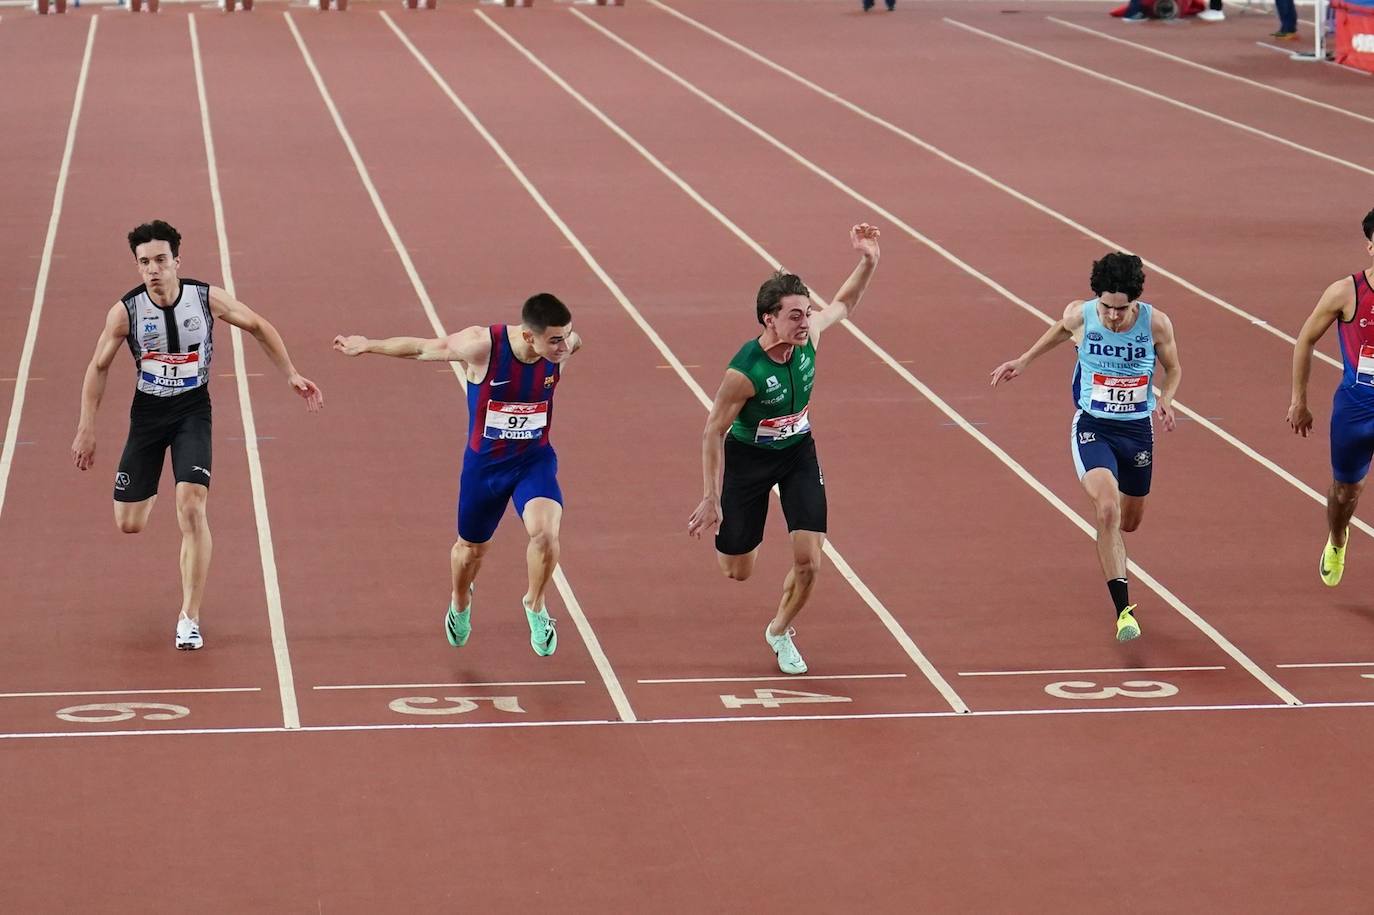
[719,688,852,709]
[1043,680,1179,700]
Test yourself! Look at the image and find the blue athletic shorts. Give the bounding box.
[456,447,562,544]
[1330,385,1374,484]
[1070,410,1154,498]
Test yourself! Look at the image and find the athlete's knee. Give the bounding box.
[453,539,489,563]
[1120,516,1141,534]
[175,493,208,534]
[527,526,559,556]
[1332,480,1365,505]
[719,553,754,581]
[115,514,145,535]
[1094,497,1121,531]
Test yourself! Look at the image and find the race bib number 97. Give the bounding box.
[484,400,548,441]
[1090,374,1149,415]
[140,352,200,389]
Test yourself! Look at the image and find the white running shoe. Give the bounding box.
[764,624,807,675]
[1197,8,1225,21]
[175,616,203,650]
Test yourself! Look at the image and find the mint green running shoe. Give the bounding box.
[524,600,557,657]
[446,585,473,647]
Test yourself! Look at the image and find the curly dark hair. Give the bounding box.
[127,220,182,258]
[1362,207,1374,243]
[755,270,810,326]
[1089,252,1145,301]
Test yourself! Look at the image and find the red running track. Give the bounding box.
[1,2,1372,910]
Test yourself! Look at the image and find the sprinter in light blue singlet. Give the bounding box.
[991,253,1182,643]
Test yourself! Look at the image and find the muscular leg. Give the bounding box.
[769,530,825,636]
[114,495,157,534]
[451,537,490,608]
[1328,480,1364,547]
[1082,468,1126,579]
[1120,494,1147,534]
[521,497,562,610]
[174,482,211,621]
[717,548,759,582]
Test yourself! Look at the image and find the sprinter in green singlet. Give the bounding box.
[688,224,881,674]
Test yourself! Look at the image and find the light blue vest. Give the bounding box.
[1072,299,1156,421]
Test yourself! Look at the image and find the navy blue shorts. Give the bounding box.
[1330,385,1374,484]
[1070,411,1154,498]
[456,447,562,544]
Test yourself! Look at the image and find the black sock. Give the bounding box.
[1107,578,1131,615]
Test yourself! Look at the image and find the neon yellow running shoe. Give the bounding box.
[1115,605,1141,642]
[1320,533,1348,587]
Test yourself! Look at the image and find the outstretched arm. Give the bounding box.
[1289,278,1353,437]
[809,224,881,342]
[211,287,323,412]
[1152,309,1182,432]
[71,303,128,471]
[333,324,491,367]
[990,300,1084,386]
[687,370,754,539]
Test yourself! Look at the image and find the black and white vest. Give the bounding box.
[122,279,214,397]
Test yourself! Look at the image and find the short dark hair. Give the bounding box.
[127,220,182,258]
[1362,207,1374,242]
[521,293,571,333]
[756,270,810,325]
[1089,252,1145,301]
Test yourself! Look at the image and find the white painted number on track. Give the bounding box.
[1044,680,1179,700]
[56,702,191,723]
[388,696,526,716]
[719,688,853,709]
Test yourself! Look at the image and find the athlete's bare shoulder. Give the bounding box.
[1061,299,1086,328]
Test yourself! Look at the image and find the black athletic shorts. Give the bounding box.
[715,433,827,556]
[114,387,213,503]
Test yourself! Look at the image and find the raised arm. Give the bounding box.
[210,287,323,412]
[1289,278,1354,437]
[71,303,129,471]
[687,369,755,539]
[990,300,1084,386]
[1151,308,1182,432]
[809,224,881,342]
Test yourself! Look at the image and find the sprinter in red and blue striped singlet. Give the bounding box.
[334,293,581,658]
[1289,207,1374,588]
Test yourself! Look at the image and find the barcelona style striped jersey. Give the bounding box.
[465,324,561,463]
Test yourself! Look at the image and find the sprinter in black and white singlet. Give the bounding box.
[71,221,324,650]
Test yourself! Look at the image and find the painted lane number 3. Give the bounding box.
[1043,680,1179,700]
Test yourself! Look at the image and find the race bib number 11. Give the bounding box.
[140,351,200,389]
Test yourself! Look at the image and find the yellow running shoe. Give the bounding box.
[1320,533,1348,587]
[1115,605,1141,642]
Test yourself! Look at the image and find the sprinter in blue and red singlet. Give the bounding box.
[992,253,1183,642]
[334,294,581,657]
[1289,207,1374,588]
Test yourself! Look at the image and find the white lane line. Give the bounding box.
[553,11,1299,707]
[314,680,586,690]
[1276,661,1374,668]
[945,18,1374,179]
[283,12,636,725]
[1050,17,1374,126]
[639,673,908,684]
[455,10,970,717]
[958,666,1226,677]
[645,0,1342,370]
[190,15,301,730]
[582,9,1368,551]
[0,17,97,519]
[11,697,1374,740]
[0,687,260,699]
